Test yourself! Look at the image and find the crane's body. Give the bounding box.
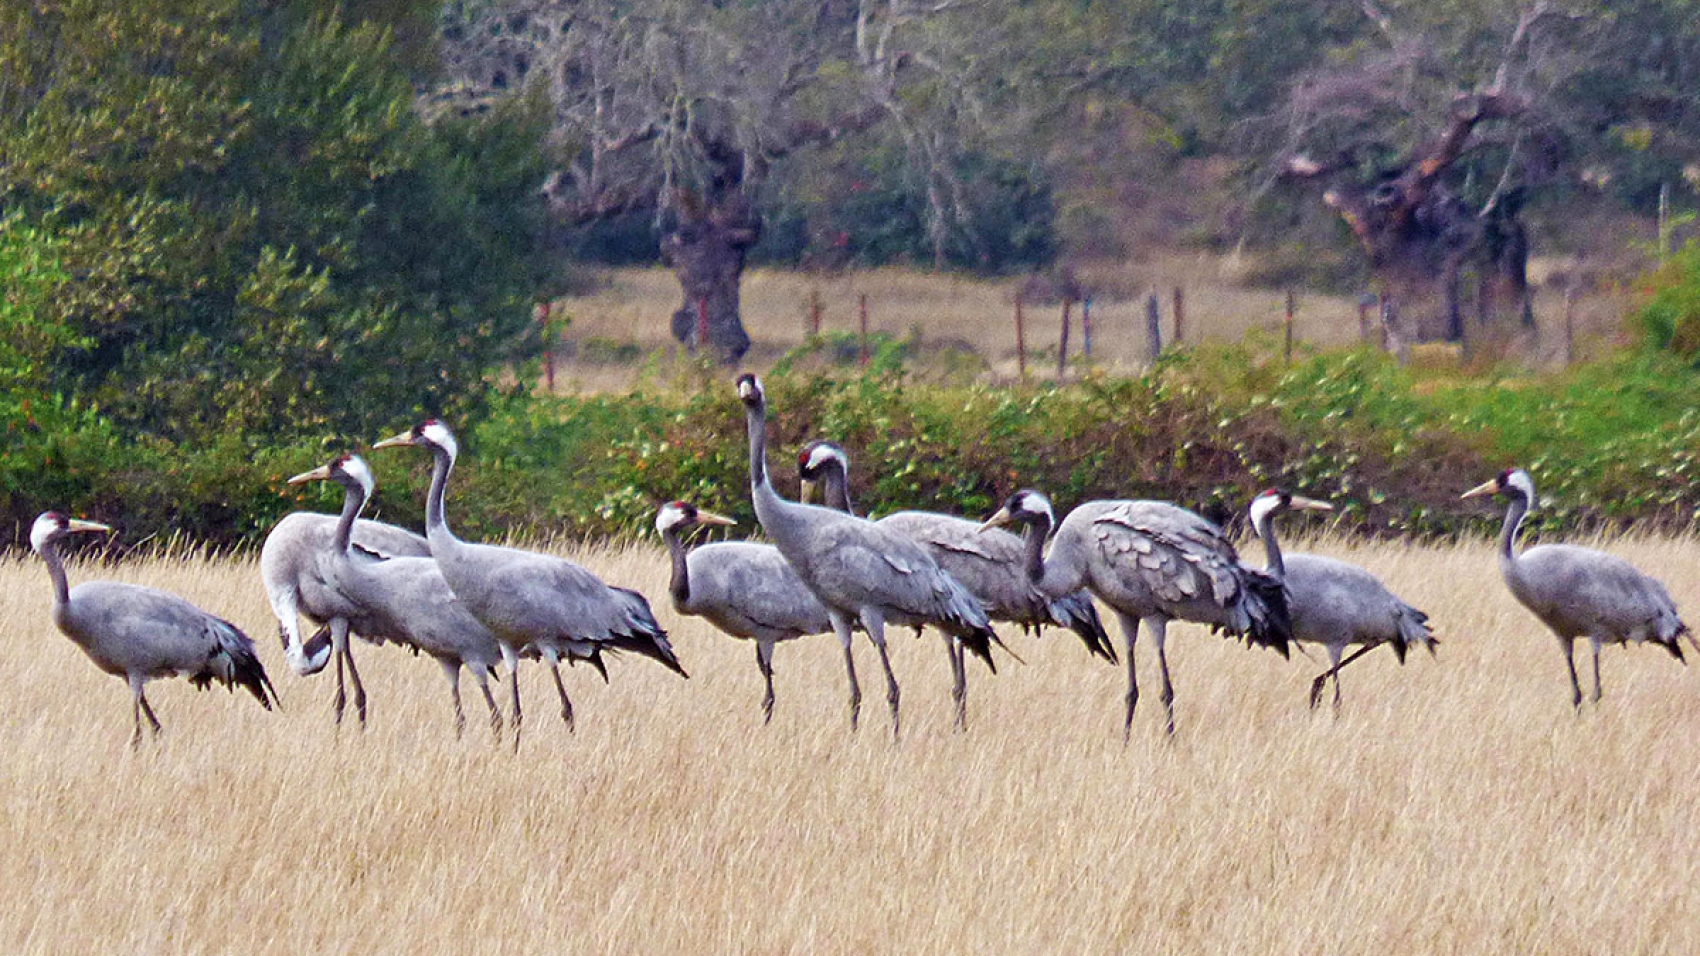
[289,456,505,736]
[33,512,276,746]
[983,491,1291,736]
[797,440,1113,662]
[260,511,430,676]
[658,501,833,721]
[1464,469,1691,708]
[375,420,683,748]
[1247,489,1435,710]
[738,375,999,733]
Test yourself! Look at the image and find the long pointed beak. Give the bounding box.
[1290,495,1334,512]
[694,509,737,527]
[799,478,818,505]
[1461,479,1499,500]
[67,519,111,535]
[287,464,332,485]
[978,507,1012,533]
[372,430,413,450]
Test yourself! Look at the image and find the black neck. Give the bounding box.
[745,400,769,491]
[40,537,71,610]
[425,444,455,539]
[1022,513,1052,587]
[1500,493,1528,563]
[823,461,856,516]
[663,527,691,605]
[333,478,366,556]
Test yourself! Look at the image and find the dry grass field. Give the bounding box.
[3,531,1697,954]
[546,255,1634,391]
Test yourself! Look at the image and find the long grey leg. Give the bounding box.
[947,636,967,731]
[471,666,502,738]
[500,642,524,750]
[756,640,777,724]
[1145,616,1175,736]
[541,647,575,731]
[1311,643,1375,711]
[829,610,861,731]
[1590,637,1604,705]
[1114,611,1140,741]
[332,627,348,726]
[330,618,365,728]
[439,658,465,738]
[128,673,148,749]
[139,691,162,738]
[1561,638,1582,711]
[860,608,901,740]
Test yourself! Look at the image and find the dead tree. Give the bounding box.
[1276,3,1574,342]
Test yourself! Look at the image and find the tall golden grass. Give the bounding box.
[1,531,1695,954]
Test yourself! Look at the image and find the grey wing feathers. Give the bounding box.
[66,582,276,707]
[686,542,832,639]
[1517,545,1688,654]
[1091,502,1291,654]
[879,511,1114,661]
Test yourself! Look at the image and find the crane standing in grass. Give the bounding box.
[1463,468,1693,708]
[375,419,685,748]
[737,374,1001,734]
[260,509,430,685]
[1245,488,1436,711]
[288,455,506,738]
[796,439,1116,664]
[31,511,277,747]
[656,500,835,723]
[981,489,1291,737]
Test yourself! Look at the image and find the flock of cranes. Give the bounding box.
[26,376,1698,747]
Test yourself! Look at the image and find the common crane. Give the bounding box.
[31,512,276,747]
[1462,468,1691,708]
[737,374,1000,734]
[374,420,684,748]
[1246,488,1435,711]
[982,489,1291,736]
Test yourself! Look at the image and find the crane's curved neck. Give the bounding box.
[333,479,367,557]
[425,444,460,547]
[1253,511,1284,579]
[39,539,71,613]
[822,460,856,516]
[1499,494,1528,565]
[1019,512,1082,597]
[662,528,691,606]
[746,400,769,492]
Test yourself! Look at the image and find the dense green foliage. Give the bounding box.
[1638,241,1700,360]
[0,0,553,446]
[11,344,1690,552]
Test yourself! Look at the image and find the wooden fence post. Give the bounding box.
[1014,291,1027,377]
[1144,292,1163,363]
[1057,299,1072,378]
[858,293,870,366]
[535,301,555,392]
[1283,289,1296,364]
[1563,284,1578,365]
[809,288,822,338]
[1172,286,1185,347]
[1082,297,1093,359]
[1357,294,1373,344]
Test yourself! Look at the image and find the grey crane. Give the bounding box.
[260,509,429,683]
[288,455,506,737]
[797,440,1116,663]
[737,374,1000,734]
[374,420,685,747]
[1246,488,1436,711]
[31,511,277,747]
[656,500,836,723]
[1463,468,1692,709]
[981,489,1291,736]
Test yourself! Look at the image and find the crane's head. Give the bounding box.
[30,511,111,555]
[374,419,458,461]
[980,489,1054,533]
[1461,468,1536,509]
[1247,488,1334,537]
[797,440,848,504]
[287,454,375,499]
[735,373,764,409]
[655,500,737,536]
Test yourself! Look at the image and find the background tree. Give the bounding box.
[0,0,553,444]
[436,0,1055,361]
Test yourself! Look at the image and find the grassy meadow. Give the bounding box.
[545,255,1632,391]
[2,531,1697,954]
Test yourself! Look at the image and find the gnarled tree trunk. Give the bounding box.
[662,192,759,364]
